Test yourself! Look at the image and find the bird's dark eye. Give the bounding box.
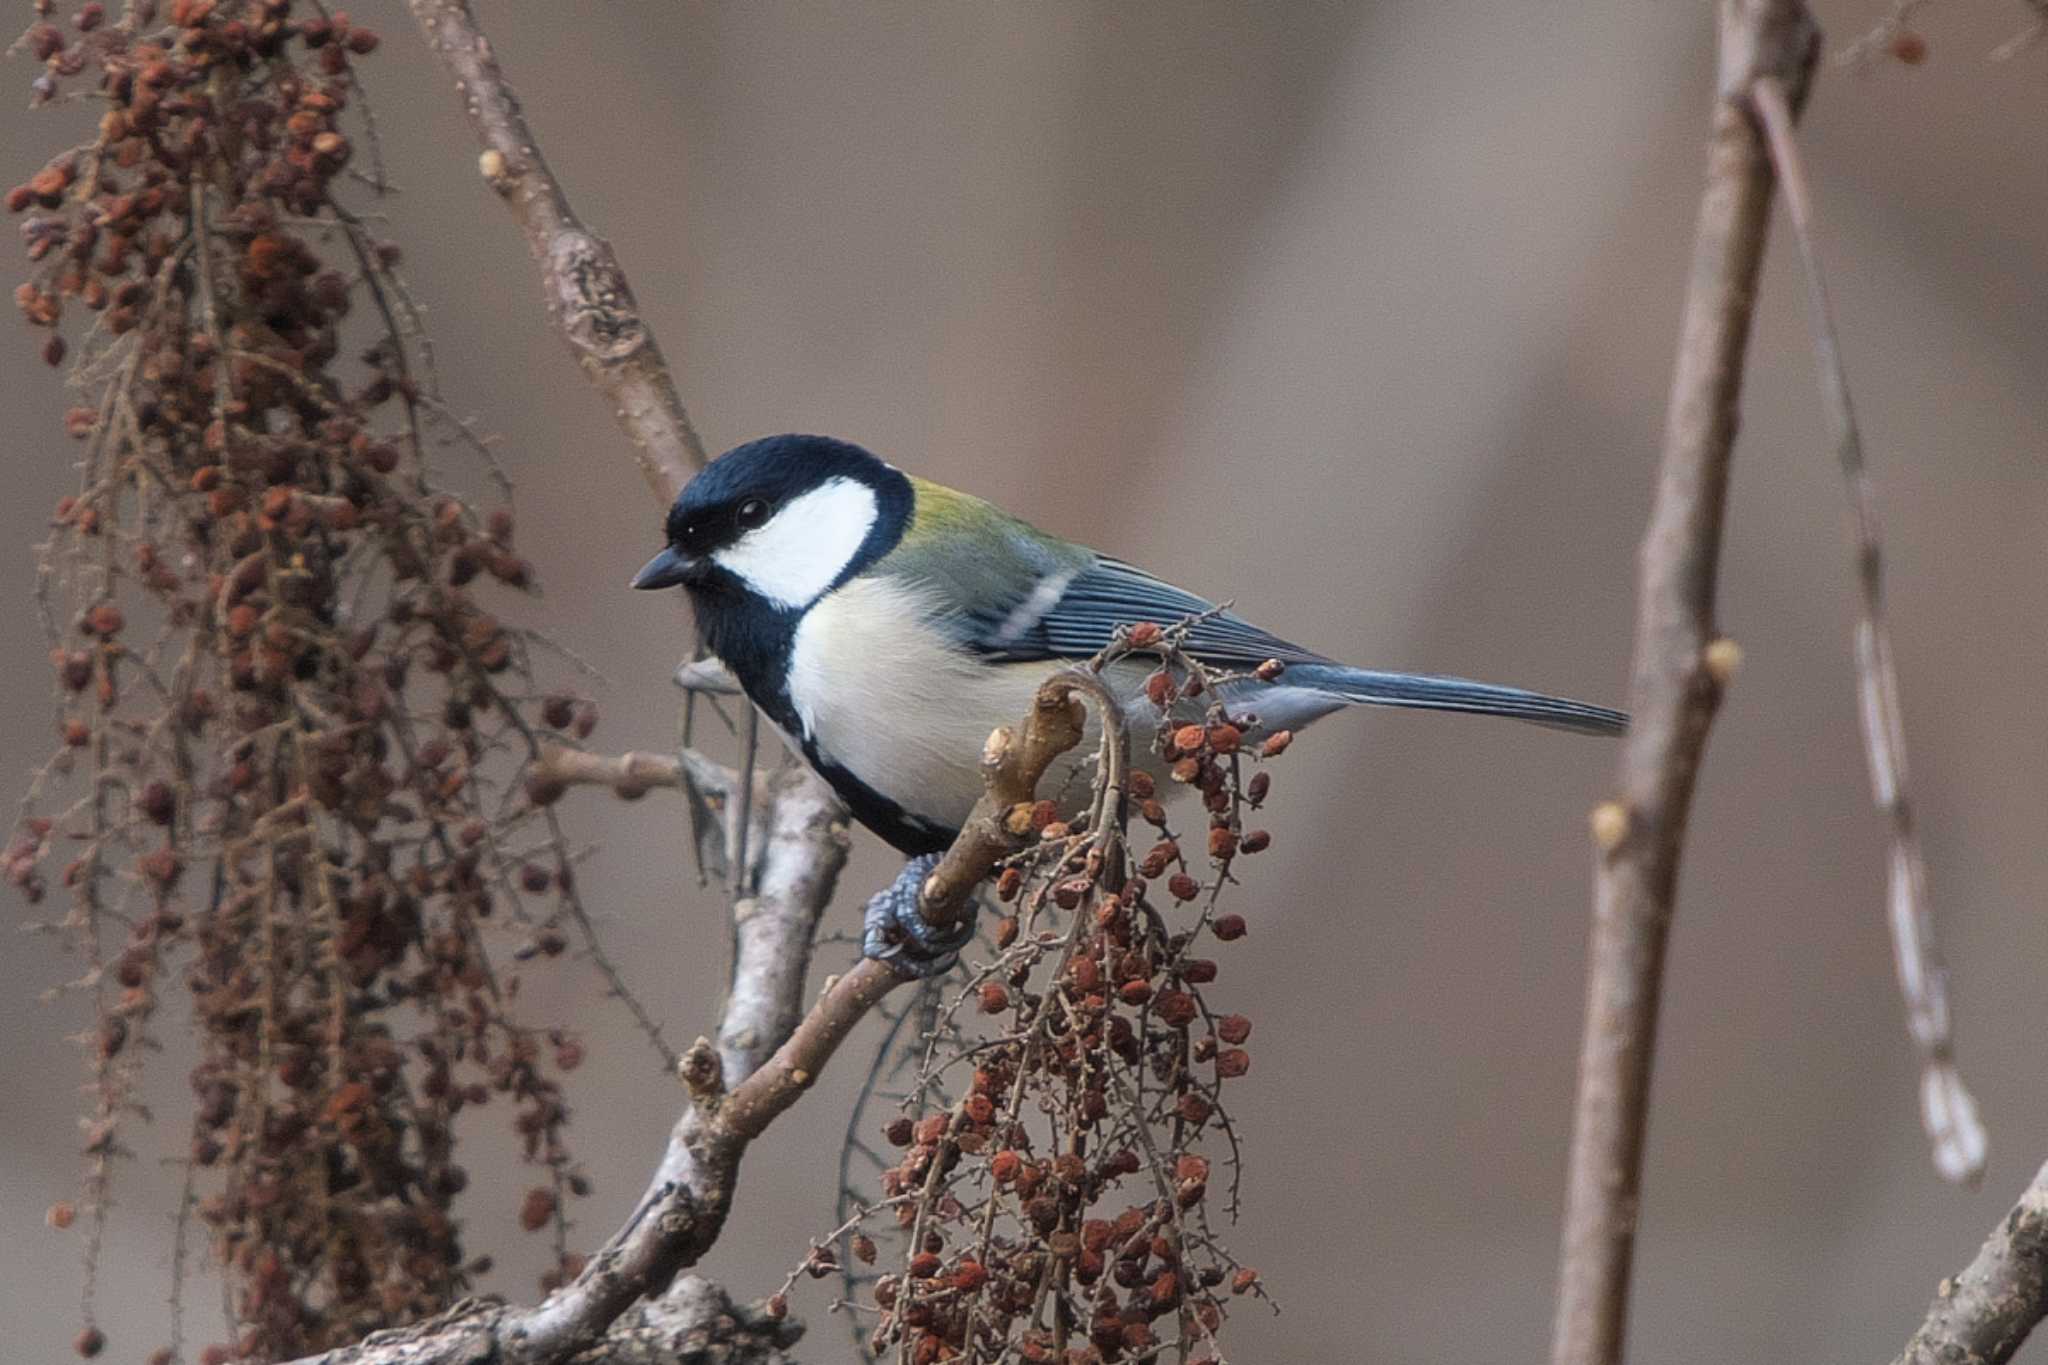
[734,497,773,531]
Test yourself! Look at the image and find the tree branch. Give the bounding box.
[1549,5,1818,1365]
[717,764,853,1084]
[566,1276,802,1365]
[404,0,708,502]
[1892,1160,2048,1365]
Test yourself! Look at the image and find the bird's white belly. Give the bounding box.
[786,578,1148,831]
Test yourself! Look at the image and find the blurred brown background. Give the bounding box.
[7,2,2048,1359]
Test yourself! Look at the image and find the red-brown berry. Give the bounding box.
[518,1187,556,1232]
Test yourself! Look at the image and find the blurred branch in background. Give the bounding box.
[1551,3,1818,1364]
[1837,0,2048,64]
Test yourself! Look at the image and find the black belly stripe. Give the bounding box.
[803,741,957,856]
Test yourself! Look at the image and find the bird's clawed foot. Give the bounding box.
[862,853,971,979]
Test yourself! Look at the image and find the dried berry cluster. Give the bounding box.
[825,632,1282,1365]
[8,5,612,1360]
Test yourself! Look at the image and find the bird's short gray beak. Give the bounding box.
[631,546,696,591]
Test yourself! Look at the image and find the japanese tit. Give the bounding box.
[633,434,1622,974]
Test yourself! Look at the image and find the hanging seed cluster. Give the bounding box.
[825,631,1281,1365]
[9,5,609,1360]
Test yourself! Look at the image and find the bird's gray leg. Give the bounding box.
[862,853,971,979]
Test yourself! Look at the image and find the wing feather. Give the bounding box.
[953,556,1325,668]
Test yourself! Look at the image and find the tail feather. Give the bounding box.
[1286,663,1626,737]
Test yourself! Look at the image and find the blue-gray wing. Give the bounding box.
[957,556,1327,668]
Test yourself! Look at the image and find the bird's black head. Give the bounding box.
[631,434,913,612]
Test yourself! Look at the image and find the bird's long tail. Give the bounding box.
[1281,663,1626,736]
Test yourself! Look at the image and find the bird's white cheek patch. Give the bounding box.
[713,477,878,610]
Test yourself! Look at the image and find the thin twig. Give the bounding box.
[1749,73,1985,1185]
[1835,0,1932,65]
[530,744,684,798]
[1549,5,1818,1365]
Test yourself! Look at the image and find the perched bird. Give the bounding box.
[633,434,1622,974]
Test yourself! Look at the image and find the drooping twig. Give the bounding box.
[1892,1159,2048,1365]
[1749,75,1985,1185]
[1549,6,1818,1365]
[404,0,708,501]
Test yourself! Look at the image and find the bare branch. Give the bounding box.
[566,1276,801,1365]
[1749,74,1985,1185]
[717,764,853,1083]
[1549,5,1818,1365]
[1892,1160,2048,1365]
[404,0,708,501]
